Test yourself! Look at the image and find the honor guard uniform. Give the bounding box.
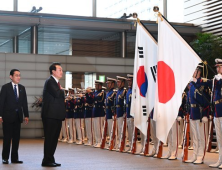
[177,92,187,149]
[93,80,106,148]
[209,59,222,168]
[59,89,69,142]
[65,88,76,143]
[105,77,117,149]
[185,64,210,164]
[74,92,85,145]
[161,114,180,160]
[116,76,127,150]
[126,74,134,150]
[146,109,159,157]
[84,87,94,146]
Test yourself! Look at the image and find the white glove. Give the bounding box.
[177,116,182,122]
[215,74,222,81]
[190,77,197,83]
[201,116,208,123]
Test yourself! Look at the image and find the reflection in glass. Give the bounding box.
[18,29,31,54]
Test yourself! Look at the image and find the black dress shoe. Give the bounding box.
[41,162,57,167]
[11,160,23,164]
[55,162,61,166]
[2,159,9,164]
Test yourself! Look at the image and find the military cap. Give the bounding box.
[215,58,222,67]
[116,76,127,81]
[86,87,92,90]
[68,87,74,91]
[196,63,204,70]
[95,80,104,85]
[127,74,133,80]
[106,77,116,83]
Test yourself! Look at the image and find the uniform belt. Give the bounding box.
[94,105,103,108]
[215,99,222,105]
[85,103,93,107]
[116,105,123,108]
[126,104,129,108]
[85,108,92,110]
[191,104,200,108]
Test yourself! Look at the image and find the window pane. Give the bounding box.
[167,0,184,22]
[0,0,13,11]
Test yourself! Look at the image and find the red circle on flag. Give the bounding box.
[157,61,175,104]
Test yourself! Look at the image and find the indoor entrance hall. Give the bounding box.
[0,139,217,170]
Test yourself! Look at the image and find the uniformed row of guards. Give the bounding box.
[58,58,222,169]
[58,75,133,150]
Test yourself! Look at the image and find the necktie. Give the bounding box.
[14,85,18,101]
[58,82,61,89]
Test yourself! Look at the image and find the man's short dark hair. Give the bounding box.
[10,69,20,76]
[49,62,61,74]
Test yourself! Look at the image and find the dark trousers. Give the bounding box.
[42,118,62,164]
[2,118,21,161]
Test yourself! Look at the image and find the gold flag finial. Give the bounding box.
[153,6,163,23]
[133,12,140,27]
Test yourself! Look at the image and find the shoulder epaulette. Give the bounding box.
[201,78,208,82]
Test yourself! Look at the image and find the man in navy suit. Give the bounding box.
[0,69,29,164]
[41,62,66,167]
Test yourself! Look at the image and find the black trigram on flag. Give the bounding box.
[138,47,144,58]
[150,65,157,82]
[142,105,147,116]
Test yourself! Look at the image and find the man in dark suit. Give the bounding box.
[41,62,66,167]
[0,69,29,164]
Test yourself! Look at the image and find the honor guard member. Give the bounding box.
[65,88,75,143]
[116,76,127,151]
[74,92,85,145]
[105,77,117,149]
[161,115,179,160]
[126,74,134,150]
[186,84,194,150]
[93,80,106,148]
[60,90,68,142]
[185,64,210,164]
[84,87,94,146]
[209,59,222,168]
[177,92,187,149]
[102,87,107,125]
[58,89,68,141]
[145,109,159,157]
